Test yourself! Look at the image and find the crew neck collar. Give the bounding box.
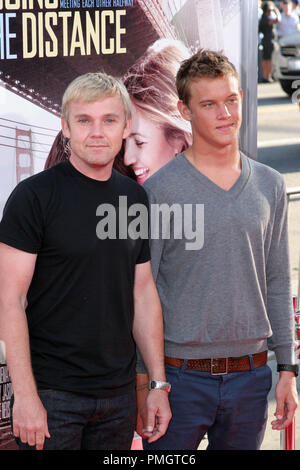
[65,159,115,185]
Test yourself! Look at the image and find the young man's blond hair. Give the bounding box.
[62,72,132,123]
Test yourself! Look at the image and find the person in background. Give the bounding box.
[258,0,264,83]
[258,0,263,20]
[259,1,281,83]
[292,0,300,17]
[277,0,300,39]
[122,39,192,184]
[136,48,298,450]
[0,72,171,450]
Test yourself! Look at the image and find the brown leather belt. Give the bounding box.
[165,351,267,375]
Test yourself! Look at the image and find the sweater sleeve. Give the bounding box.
[266,180,297,364]
[143,186,166,282]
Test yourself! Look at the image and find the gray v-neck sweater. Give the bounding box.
[140,152,296,367]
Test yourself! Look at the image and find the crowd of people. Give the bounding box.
[259,0,300,83]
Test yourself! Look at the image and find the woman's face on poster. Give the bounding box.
[124,104,181,184]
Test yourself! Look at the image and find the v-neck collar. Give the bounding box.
[178,151,251,199]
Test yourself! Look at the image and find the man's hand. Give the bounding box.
[12,394,50,450]
[137,389,172,443]
[271,371,298,431]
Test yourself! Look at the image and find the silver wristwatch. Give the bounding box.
[148,380,171,393]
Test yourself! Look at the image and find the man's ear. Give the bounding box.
[177,100,192,122]
[61,116,71,139]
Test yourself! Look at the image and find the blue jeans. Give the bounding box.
[11,388,136,450]
[143,357,272,450]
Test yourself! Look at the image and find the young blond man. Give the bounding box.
[136,50,298,450]
[0,73,171,450]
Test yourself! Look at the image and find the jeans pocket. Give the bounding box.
[249,363,273,397]
[165,363,181,386]
[264,364,273,393]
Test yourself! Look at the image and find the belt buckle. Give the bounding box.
[210,357,228,375]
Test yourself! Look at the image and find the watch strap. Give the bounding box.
[277,364,299,377]
[148,380,171,392]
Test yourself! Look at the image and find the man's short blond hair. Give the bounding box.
[62,72,132,123]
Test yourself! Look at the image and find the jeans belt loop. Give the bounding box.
[248,354,255,370]
[211,357,229,375]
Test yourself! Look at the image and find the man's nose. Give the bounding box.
[90,121,105,137]
[217,104,231,119]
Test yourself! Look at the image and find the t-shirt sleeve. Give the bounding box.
[0,181,44,254]
[135,239,151,264]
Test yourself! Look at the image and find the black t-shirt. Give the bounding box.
[0,161,150,398]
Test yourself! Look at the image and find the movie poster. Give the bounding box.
[0,0,257,450]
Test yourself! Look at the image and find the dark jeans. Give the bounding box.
[11,388,136,450]
[144,357,272,450]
